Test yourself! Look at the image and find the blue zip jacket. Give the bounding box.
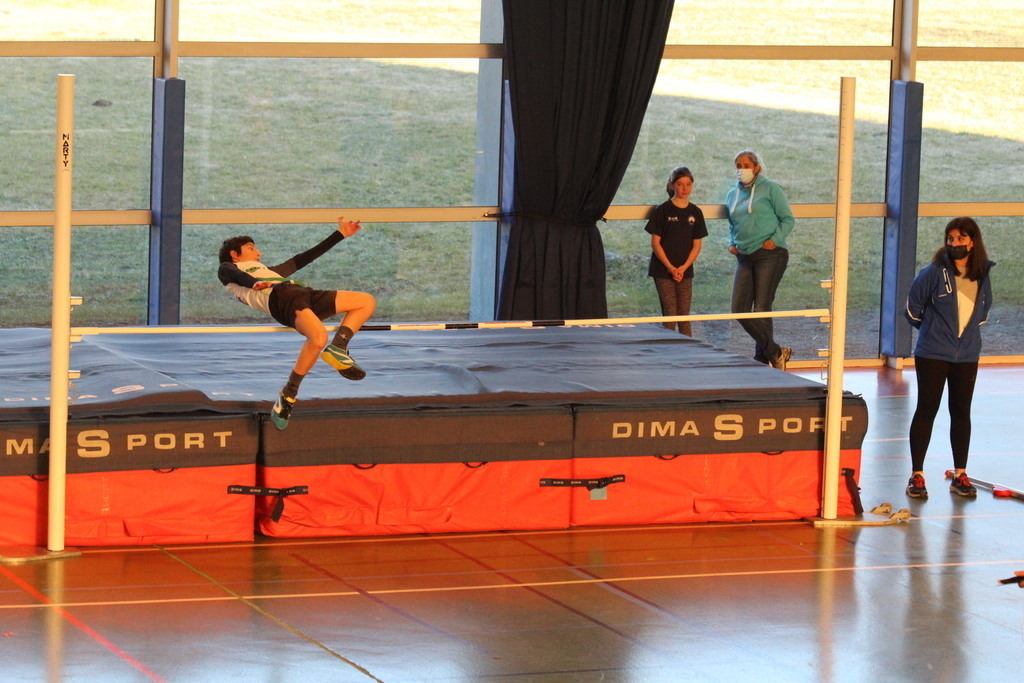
[904,254,995,362]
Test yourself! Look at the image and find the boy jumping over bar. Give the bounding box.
[218,217,376,430]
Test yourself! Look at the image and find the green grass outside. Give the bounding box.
[1,1,1021,358]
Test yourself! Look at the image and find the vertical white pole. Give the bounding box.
[821,77,856,519]
[48,74,75,552]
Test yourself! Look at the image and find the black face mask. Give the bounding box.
[947,244,970,261]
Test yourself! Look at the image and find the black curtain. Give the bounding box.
[498,0,674,320]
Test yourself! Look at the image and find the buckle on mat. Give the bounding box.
[539,475,625,490]
[228,484,309,522]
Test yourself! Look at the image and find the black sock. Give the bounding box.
[331,325,354,350]
[282,370,304,399]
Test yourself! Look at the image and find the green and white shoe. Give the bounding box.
[320,343,366,380]
[271,393,296,431]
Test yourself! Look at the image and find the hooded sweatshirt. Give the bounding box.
[724,174,795,255]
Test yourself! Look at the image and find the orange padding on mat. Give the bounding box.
[569,449,861,526]
[0,465,257,547]
[257,460,574,538]
[2,451,861,546]
[256,450,861,537]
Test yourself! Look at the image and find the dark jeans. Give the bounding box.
[653,277,694,336]
[910,356,978,472]
[731,247,788,362]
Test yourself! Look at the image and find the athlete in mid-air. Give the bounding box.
[218,217,375,430]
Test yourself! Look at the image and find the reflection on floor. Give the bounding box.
[2,366,1023,682]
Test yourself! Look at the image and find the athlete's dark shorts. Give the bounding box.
[268,283,337,327]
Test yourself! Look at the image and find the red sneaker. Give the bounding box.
[906,474,928,499]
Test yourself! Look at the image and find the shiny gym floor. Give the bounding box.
[2,366,1023,682]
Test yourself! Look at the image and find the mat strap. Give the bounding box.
[228,485,309,522]
[841,468,863,515]
[539,475,625,491]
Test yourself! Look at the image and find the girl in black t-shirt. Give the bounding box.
[645,166,708,336]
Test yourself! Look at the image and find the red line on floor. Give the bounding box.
[0,565,167,682]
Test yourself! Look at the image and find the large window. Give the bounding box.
[3,225,149,327]
[181,221,472,324]
[180,57,486,209]
[666,0,894,46]
[618,60,893,207]
[0,1,153,41]
[916,61,1024,203]
[918,0,1023,48]
[177,0,483,43]
[1,0,1021,361]
[603,217,880,363]
[0,57,152,211]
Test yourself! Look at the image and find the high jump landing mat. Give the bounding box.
[0,325,867,545]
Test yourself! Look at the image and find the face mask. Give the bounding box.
[946,244,970,261]
[736,168,755,185]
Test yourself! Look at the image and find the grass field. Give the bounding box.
[1,1,1021,358]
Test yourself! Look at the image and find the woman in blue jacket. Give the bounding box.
[904,216,994,498]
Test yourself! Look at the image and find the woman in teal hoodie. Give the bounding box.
[724,150,795,369]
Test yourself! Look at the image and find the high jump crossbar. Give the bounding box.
[70,309,831,337]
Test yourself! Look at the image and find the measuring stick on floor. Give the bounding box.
[945,470,1024,501]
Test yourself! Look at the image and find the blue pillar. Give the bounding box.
[149,77,185,325]
[495,79,515,308]
[469,70,503,319]
[879,80,923,359]
[469,0,504,320]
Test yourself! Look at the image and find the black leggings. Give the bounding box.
[909,356,978,472]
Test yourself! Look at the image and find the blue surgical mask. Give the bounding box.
[736,168,755,185]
